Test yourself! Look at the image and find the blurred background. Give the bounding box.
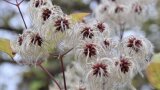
[0,0,160,90]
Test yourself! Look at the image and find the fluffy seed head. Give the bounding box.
[18,36,23,46]
[34,0,44,7]
[127,37,142,52]
[115,6,124,13]
[103,39,110,48]
[133,4,143,14]
[42,8,52,21]
[83,43,96,57]
[92,63,108,77]
[118,57,131,74]
[30,33,43,46]
[54,18,70,32]
[97,23,105,32]
[81,27,94,39]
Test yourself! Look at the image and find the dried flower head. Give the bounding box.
[54,17,70,32]
[84,43,96,57]
[31,0,52,8]
[115,6,124,13]
[30,33,43,46]
[29,0,52,16]
[127,37,142,52]
[97,23,105,33]
[35,0,44,7]
[119,57,131,74]
[18,35,23,46]
[11,30,48,65]
[103,39,110,48]
[92,63,108,77]
[42,8,52,21]
[81,27,94,39]
[133,4,143,14]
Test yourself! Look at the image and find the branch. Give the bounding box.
[58,48,73,90]
[3,0,16,5]
[0,26,23,33]
[3,0,28,29]
[0,59,17,64]
[39,64,62,90]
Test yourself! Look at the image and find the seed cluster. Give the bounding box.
[92,63,108,77]
[119,58,131,74]
[31,34,43,46]
[81,27,94,39]
[127,37,142,52]
[84,44,96,57]
[97,23,105,32]
[42,8,52,21]
[54,18,70,32]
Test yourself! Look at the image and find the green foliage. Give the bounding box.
[146,53,160,90]
[0,38,14,58]
[30,80,45,90]
[70,13,89,22]
[51,0,89,13]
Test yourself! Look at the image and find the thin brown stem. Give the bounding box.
[3,0,16,5]
[62,48,73,57]
[16,0,18,4]
[39,64,62,90]
[59,56,67,90]
[17,5,27,29]
[19,0,25,5]
[58,48,73,90]
[3,0,28,29]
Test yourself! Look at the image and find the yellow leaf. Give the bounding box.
[146,53,160,89]
[0,38,15,58]
[70,13,89,22]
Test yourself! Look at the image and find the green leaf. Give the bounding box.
[0,38,14,58]
[70,13,89,22]
[30,80,44,90]
[146,53,160,90]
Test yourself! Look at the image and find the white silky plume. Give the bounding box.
[11,29,49,65]
[28,0,53,26]
[11,0,74,65]
[121,35,154,76]
[95,0,157,29]
[9,0,155,89]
